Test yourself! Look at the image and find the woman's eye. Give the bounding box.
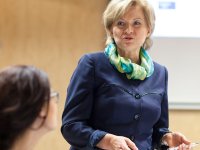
[133,21,141,26]
[116,21,126,28]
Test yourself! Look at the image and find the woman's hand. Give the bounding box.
[96,133,138,150]
[162,132,191,150]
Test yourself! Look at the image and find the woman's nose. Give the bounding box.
[124,24,133,34]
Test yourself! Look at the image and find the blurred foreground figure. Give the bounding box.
[0,65,59,150]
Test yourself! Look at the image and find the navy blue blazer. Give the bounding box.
[61,52,170,150]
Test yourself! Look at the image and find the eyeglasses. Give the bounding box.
[50,91,59,103]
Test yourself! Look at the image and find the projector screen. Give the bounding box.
[149,0,200,38]
[148,1,200,109]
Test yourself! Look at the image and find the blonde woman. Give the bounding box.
[61,0,191,149]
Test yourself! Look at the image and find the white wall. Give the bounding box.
[150,38,200,109]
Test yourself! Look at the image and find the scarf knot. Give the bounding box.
[104,43,154,80]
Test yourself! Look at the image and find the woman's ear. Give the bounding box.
[108,26,113,37]
[39,102,48,118]
[108,31,113,38]
[30,102,49,129]
[147,28,151,37]
[147,32,151,37]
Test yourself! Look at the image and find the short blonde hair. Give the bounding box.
[103,0,155,50]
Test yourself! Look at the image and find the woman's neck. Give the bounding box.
[12,129,45,150]
[118,49,141,64]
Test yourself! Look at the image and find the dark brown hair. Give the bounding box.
[0,65,50,150]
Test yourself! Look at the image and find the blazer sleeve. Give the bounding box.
[152,66,171,149]
[61,54,107,149]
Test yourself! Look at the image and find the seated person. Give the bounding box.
[0,65,59,150]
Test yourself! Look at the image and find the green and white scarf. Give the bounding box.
[104,43,154,80]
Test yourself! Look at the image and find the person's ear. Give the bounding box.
[147,32,151,37]
[147,28,151,37]
[108,30,113,38]
[30,102,49,129]
[39,102,48,118]
[108,26,113,37]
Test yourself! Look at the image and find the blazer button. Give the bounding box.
[134,114,140,120]
[135,93,141,99]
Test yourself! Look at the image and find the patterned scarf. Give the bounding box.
[104,43,154,80]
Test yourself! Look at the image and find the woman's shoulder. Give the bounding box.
[80,51,107,62]
[153,61,168,76]
[153,61,167,70]
[84,51,105,58]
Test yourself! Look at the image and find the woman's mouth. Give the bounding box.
[123,36,133,42]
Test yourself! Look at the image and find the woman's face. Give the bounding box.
[44,92,59,130]
[110,5,150,54]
